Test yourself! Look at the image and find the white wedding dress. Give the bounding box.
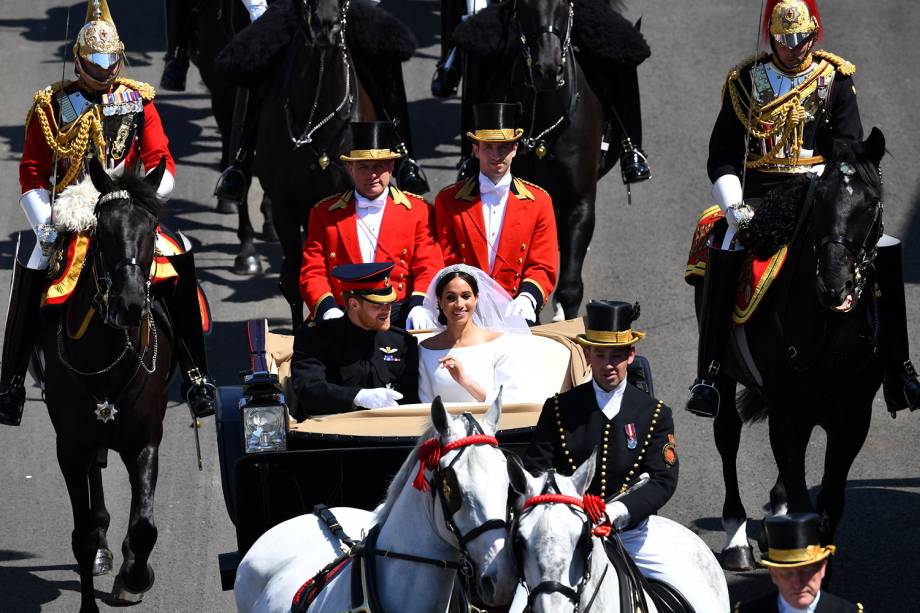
[418,334,529,403]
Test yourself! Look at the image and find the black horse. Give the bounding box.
[185,0,276,274]
[253,0,382,326]
[456,0,648,319]
[39,158,175,613]
[705,129,887,571]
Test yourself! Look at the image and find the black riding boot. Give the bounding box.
[0,262,47,426]
[432,0,464,97]
[686,247,746,418]
[612,65,651,184]
[165,251,215,418]
[214,88,259,205]
[161,0,192,92]
[875,239,920,413]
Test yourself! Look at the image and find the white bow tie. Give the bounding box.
[481,184,508,198]
[356,197,386,211]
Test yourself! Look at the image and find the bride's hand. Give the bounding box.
[439,356,487,402]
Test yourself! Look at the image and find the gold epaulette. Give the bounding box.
[723,52,769,99]
[26,81,70,127]
[454,177,478,202]
[814,49,856,77]
[321,190,353,211]
[399,189,429,203]
[388,185,413,209]
[114,77,156,101]
[516,177,548,196]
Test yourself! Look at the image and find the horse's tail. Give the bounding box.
[737,387,769,423]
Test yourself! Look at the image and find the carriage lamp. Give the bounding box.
[239,370,289,454]
[240,401,289,454]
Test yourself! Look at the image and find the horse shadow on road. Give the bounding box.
[0,550,106,613]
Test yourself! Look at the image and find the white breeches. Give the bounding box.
[20,189,52,270]
[240,0,268,21]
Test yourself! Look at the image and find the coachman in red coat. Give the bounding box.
[300,122,444,328]
[434,103,558,324]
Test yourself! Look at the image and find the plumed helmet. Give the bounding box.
[762,0,822,49]
[73,0,124,87]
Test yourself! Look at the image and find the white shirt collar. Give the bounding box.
[778,591,821,613]
[479,171,513,196]
[355,188,388,210]
[592,378,627,420]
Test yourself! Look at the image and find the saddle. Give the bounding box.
[602,535,695,613]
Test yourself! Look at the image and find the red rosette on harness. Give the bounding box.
[412,435,500,492]
[583,494,613,537]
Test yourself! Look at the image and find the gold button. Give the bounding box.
[514,273,520,279]
[400,259,406,266]
[517,257,523,264]
[512,286,518,292]
[633,463,639,468]
[398,283,404,291]
[460,243,466,249]
[400,273,406,280]
[402,248,407,255]
[329,252,336,259]
[520,243,526,251]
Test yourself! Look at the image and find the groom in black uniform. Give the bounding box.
[290,262,420,418]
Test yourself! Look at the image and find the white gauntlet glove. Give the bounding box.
[322,307,345,321]
[506,294,537,324]
[606,501,631,531]
[354,388,403,409]
[241,0,268,21]
[712,174,753,231]
[405,305,434,330]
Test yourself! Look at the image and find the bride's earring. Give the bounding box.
[437,303,447,326]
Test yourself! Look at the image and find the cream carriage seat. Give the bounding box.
[259,320,591,421]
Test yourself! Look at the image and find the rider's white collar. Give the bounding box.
[479,171,512,196]
[592,378,626,420]
[778,591,820,613]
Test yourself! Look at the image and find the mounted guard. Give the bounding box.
[685,0,920,419]
[0,0,215,426]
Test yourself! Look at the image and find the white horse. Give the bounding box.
[508,455,730,613]
[234,396,518,612]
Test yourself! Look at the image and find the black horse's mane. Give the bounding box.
[94,171,162,220]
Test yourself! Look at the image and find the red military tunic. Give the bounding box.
[300,186,444,318]
[20,77,175,195]
[434,176,558,309]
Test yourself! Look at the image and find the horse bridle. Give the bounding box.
[511,472,607,613]
[424,414,510,584]
[514,0,574,90]
[814,160,884,301]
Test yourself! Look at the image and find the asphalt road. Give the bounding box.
[0,1,918,611]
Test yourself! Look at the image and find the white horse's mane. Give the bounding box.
[375,423,439,524]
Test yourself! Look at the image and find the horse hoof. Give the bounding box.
[721,546,756,572]
[92,548,113,576]
[261,222,278,243]
[217,198,240,214]
[233,254,262,275]
[111,567,155,604]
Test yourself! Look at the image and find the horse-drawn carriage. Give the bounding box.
[213,317,654,589]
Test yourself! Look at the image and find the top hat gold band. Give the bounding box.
[766,544,836,564]
[341,148,401,160]
[585,329,640,344]
[467,128,524,141]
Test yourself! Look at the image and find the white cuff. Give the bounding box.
[607,500,631,530]
[151,169,175,202]
[711,174,743,214]
[20,188,52,229]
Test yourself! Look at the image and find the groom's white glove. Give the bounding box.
[507,294,537,324]
[606,501,631,531]
[354,388,403,409]
[405,305,431,330]
[322,307,345,321]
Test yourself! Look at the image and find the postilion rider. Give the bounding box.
[434,103,558,325]
[523,300,710,607]
[290,262,420,418]
[686,0,920,418]
[735,512,863,612]
[300,121,444,329]
[0,0,215,426]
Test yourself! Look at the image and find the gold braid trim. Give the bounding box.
[114,77,156,101]
[726,58,835,169]
[27,83,106,190]
[814,50,856,77]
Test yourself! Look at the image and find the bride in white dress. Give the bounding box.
[417,265,530,403]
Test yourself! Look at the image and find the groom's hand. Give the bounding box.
[354,387,404,409]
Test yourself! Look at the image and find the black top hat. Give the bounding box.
[574,300,645,347]
[333,262,397,303]
[340,122,403,162]
[760,513,835,568]
[466,103,524,143]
